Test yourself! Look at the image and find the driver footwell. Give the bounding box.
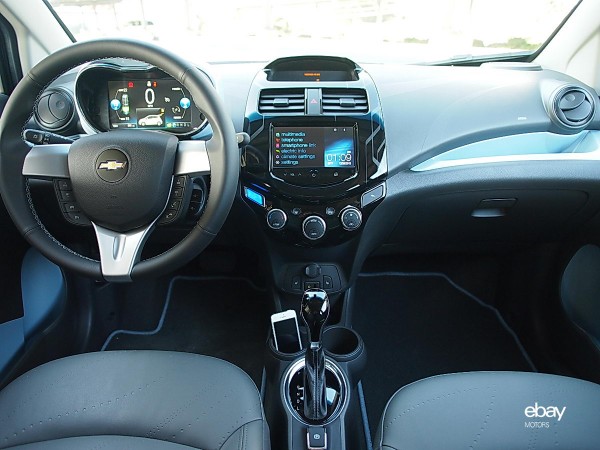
[102,276,270,387]
[352,272,536,437]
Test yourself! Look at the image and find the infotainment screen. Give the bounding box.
[107,79,195,133]
[271,126,356,169]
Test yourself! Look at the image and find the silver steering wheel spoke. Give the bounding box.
[22,144,71,179]
[174,140,211,176]
[92,222,156,282]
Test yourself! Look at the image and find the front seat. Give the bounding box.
[0,351,270,450]
[375,371,600,449]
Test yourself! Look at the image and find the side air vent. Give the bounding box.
[552,86,595,129]
[35,88,75,131]
[258,89,305,114]
[322,89,368,114]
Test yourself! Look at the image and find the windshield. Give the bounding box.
[49,0,580,64]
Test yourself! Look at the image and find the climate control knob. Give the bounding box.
[302,215,326,240]
[340,206,362,231]
[266,208,287,230]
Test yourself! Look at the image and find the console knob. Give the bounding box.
[302,215,326,240]
[340,206,362,231]
[305,263,322,278]
[266,208,287,230]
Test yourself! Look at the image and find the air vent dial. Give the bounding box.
[552,86,595,130]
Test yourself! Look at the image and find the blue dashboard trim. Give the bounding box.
[411,131,600,172]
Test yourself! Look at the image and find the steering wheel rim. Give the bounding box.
[0,39,239,281]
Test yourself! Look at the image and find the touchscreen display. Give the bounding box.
[272,126,355,169]
[108,79,194,132]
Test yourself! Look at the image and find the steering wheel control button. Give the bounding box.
[302,215,326,240]
[168,199,181,210]
[174,176,187,189]
[60,190,74,201]
[95,149,129,183]
[340,207,362,231]
[361,183,385,208]
[67,212,91,226]
[172,188,183,198]
[267,208,287,230]
[161,210,177,223]
[62,202,81,213]
[57,179,72,191]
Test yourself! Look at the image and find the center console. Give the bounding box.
[241,57,385,449]
[241,56,387,249]
[265,290,367,450]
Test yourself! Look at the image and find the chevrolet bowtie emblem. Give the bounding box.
[98,160,127,171]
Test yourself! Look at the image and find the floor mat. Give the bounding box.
[103,276,270,387]
[352,272,536,436]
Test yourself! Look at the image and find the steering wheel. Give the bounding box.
[0,39,239,282]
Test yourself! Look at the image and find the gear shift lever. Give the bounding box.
[301,288,330,422]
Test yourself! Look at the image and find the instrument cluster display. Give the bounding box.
[108,79,196,133]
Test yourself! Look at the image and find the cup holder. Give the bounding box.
[267,332,305,361]
[322,326,363,362]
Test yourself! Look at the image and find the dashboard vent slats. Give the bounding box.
[259,89,305,114]
[553,87,595,129]
[322,89,368,114]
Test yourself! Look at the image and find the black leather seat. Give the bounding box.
[375,371,600,450]
[0,351,270,450]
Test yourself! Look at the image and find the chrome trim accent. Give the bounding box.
[282,357,349,427]
[174,140,211,176]
[411,131,600,172]
[22,144,70,178]
[339,206,363,231]
[302,215,327,241]
[266,208,287,230]
[92,222,156,282]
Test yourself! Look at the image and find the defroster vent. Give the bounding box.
[258,89,305,114]
[322,89,368,114]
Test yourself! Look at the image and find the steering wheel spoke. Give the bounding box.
[22,144,70,179]
[174,140,211,176]
[92,221,156,282]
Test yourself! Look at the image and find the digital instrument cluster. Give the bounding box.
[108,79,194,132]
[74,63,206,135]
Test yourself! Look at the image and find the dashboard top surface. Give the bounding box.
[41,57,600,178]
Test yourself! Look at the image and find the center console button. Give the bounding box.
[267,208,287,230]
[361,183,386,207]
[303,215,326,240]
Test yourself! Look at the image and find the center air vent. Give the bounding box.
[258,89,305,114]
[552,86,595,129]
[322,89,368,114]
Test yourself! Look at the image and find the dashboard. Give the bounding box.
[26,54,600,293]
